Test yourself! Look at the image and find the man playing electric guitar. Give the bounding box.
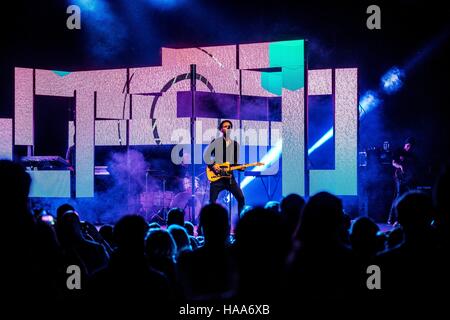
[204,120,246,216]
[388,137,418,224]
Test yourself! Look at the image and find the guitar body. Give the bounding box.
[206,162,232,182]
[206,162,264,182]
[394,166,413,184]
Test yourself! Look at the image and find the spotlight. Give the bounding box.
[359,90,381,115]
[73,0,98,11]
[146,0,185,10]
[381,67,404,94]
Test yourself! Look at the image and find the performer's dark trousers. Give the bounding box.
[210,177,245,218]
[388,179,412,224]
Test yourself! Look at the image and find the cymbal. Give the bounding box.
[145,169,177,178]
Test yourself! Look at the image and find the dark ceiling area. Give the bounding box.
[1,0,449,167]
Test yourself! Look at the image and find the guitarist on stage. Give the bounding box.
[388,137,418,225]
[204,120,246,216]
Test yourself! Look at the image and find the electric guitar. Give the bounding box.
[206,162,264,182]
[394,161,414,184]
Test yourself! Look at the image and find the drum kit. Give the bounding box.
[140,169,208,224]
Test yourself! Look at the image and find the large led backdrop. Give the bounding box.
[0,39,357,204]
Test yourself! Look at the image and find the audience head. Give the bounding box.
[167,225,191,257]
[235,207,282,255]
[280,193,305,223]
[239,205,253,219]
[145,229,177,262]
[56,210,84,245]
[296,192,345,245]
[56,203,75,223]
[396,191,433,233]
[167,207,185,227]
[199,203,230,246]
[281,193,305,211]
[184,221,195,236]
[264,201,281,214]
[113,215,148,253]
[148,222,161,230]
[350,217,380,256]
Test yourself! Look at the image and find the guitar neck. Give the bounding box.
[229,163,259,171]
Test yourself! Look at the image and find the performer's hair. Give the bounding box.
[405,136,416,145]
[218,120,233,130]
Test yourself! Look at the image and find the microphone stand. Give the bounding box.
[190,64,197,225]
[121,71,135,212]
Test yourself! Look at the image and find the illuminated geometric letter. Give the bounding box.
[309,68,358,195]
[0,119,13,160]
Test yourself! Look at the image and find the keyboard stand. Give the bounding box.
[244,171,280,201]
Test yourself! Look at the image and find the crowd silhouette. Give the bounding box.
[1,159,449,315]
